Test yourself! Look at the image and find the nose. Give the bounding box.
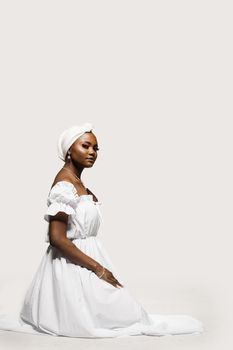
[88,151,95,159]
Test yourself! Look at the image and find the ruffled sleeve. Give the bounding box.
[44,181,78,222]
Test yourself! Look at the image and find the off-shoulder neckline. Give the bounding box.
[49,180,100,203]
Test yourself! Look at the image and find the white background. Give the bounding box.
[0,1,232,349]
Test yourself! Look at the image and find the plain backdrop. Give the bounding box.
[0,1,232,349]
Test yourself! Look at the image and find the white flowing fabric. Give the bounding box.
[0,181,204,338]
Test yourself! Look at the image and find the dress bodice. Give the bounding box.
[44,181,102,242]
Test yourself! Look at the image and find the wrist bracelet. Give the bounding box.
[98,266,105,279]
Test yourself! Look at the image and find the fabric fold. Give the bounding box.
[43,181,78,222]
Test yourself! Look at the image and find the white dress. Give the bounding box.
[0,181,204,338]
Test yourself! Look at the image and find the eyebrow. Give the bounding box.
[82,141,99,147]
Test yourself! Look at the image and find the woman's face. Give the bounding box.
[68,132,99,167]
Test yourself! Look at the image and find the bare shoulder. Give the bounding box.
[50,169,75,190]
[50,169,98,201]
[50,169,86,196]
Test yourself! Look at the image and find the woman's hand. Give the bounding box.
[95,265,124,289]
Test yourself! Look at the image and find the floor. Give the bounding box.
[0,274,230,350]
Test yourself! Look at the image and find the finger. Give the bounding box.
[116,282,124,288]
[113,280,124,288]
[107,279,120,288]
[105,276,124,288]
[113,278,123,287]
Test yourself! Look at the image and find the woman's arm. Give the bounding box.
[48,212,103,275]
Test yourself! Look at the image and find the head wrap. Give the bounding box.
[57,122,94,161]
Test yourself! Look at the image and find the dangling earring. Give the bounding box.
[67,151,71,160]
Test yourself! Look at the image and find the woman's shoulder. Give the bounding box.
[50,179,74,191]
[48,170,78,199]
[50,169,75,190]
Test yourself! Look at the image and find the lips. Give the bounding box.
[87,158,94,161]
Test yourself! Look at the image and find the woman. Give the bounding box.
[0,122,204,338]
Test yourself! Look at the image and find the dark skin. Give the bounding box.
[48,131,124,289]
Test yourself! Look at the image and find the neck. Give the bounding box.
[63,161,83,179]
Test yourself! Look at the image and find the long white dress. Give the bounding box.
[0,181,204,338]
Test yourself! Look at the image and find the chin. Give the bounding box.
[86,163,94,167]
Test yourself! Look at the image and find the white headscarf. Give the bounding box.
[57,122,94,161]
